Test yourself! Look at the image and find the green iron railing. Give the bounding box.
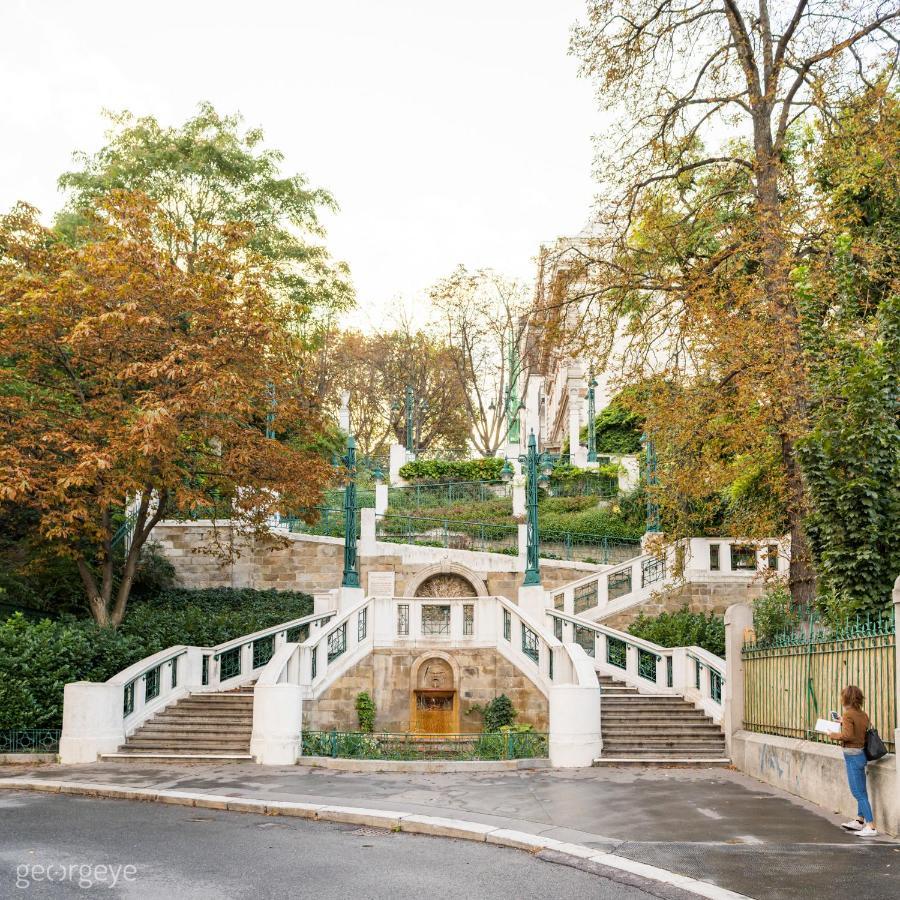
[388,480,509,509]
[283,507,361,539]
[539,531,641,566]
[743,609,896,752]
[376,514,518,555]
[0,729,61,753]
[301,730,548,761]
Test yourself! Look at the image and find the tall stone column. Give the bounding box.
[568,388,586,466]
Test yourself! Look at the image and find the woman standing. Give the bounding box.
[836,685,877,837]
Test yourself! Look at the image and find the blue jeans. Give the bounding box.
[843,749,874,822]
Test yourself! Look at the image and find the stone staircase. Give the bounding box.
[101,685,255,762]
[594,674,728,766]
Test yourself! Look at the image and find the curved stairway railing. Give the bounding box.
[108,610,336,738]
[547,609,725,723]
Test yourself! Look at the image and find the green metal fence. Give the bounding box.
[389,480,509,510]
[539,530,641,565]
[301,730,548,760]
[283,507,360,539]
[376,514,518,555]
[742,610,896,752]
[0,729,61,753]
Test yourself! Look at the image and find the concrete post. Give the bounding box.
[724,602,753,763]
[568,388,585,466]
[512,478,526,518]
[313,590,339,616]
[617,455,640,493]
[517,583,548,622]
[517,523,528,562]
[374,483,388,515]
[359,507,377,556]
[388,443,406,486]
[59,682,125,764]
[338,390,350,433]
[250,684,302,765]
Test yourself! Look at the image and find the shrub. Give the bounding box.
[752,582,799,643]
[355,691,376,733]
[0,587,313,730]
[628,606,725,657]
[469,694,517,732]
[398,457,504,483]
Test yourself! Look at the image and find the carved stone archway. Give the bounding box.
[406,562,488,598]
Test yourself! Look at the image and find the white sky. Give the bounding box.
[1,0,603,330]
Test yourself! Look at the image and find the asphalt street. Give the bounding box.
[0,791,680,900]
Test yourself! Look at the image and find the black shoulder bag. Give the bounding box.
[864,726,888,762]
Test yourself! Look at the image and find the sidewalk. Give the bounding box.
[3,762,898,899]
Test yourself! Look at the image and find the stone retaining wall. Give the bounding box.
[303,647,549,733]
[151,523,595,603]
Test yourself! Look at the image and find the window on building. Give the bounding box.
[463,604,474,636]
[731,544,757,570]
[421,605,451,635]
[397,604,409,636]
[709,543,720,571]
[767,544,779,570]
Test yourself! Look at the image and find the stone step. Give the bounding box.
[602,720,722,736]
[122,739,252,751]
[101,752,254,762]
[601,708,712,719]
[137,724,252,735]
[177,696,254,705]
[151,716,254,728]
[594,757,730,768]
[600,744,726,755]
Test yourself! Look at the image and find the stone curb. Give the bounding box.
[0,778,750,900]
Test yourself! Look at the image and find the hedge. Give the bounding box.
[398,457,504,483]
[0,588,312,730]
[627,606,725,658]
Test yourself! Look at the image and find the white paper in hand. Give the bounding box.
[815,718,841,735]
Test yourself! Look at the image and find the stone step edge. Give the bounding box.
[594,757,731,765]
[0,778,749,900]
[100,753,254,760]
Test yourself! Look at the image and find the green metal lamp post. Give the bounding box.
[642,431,661,533]
[341,434,360,588]
[265,382,276,440]
[586,371,598,463]
[502,431,552,586]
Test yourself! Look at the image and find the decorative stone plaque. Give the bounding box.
[367,571,396,598]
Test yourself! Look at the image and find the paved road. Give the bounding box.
[4,762,900,899]
[0,791,671,899]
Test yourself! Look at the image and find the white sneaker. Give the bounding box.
[856,826,878,837]
[841,820,863,831]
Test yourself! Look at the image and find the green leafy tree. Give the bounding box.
[56,103,352,331]
[355,691,376,733]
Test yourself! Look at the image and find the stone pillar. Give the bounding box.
[568,389,586,466]
[59,682,125,764]
[549,650,602,768]
[517,583,548,621]
[617,455,640,493]
[375,483,388,515]
[724,602,753,763]
[359,507,377,556]
[250,684,302,765]
[388,443,407,486]
[517,523,528,562]
[512,477,526,518]
[313,590,339,615]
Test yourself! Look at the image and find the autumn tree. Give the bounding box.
[429,267,533,456]
[312,323,472,457]
[0,194,332,626]
[56,103,353,333]
[570,1,899,603]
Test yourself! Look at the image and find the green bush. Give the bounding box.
[355,691,376,733]
[0,587,313,730]
[470,694,517,731]
[579,398,644,454]
[398,457,504,483]
[752,582,799,643]
[628,606,725,657]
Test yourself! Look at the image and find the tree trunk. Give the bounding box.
[754,136,817,605]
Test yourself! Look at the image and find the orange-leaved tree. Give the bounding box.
[0,193,332,626]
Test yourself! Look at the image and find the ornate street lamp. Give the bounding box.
[501,431,553,586]
[586,370,598,463]
[642,431,661,533]
[341,434,360,588]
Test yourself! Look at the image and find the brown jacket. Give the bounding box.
[841,707,869,749]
